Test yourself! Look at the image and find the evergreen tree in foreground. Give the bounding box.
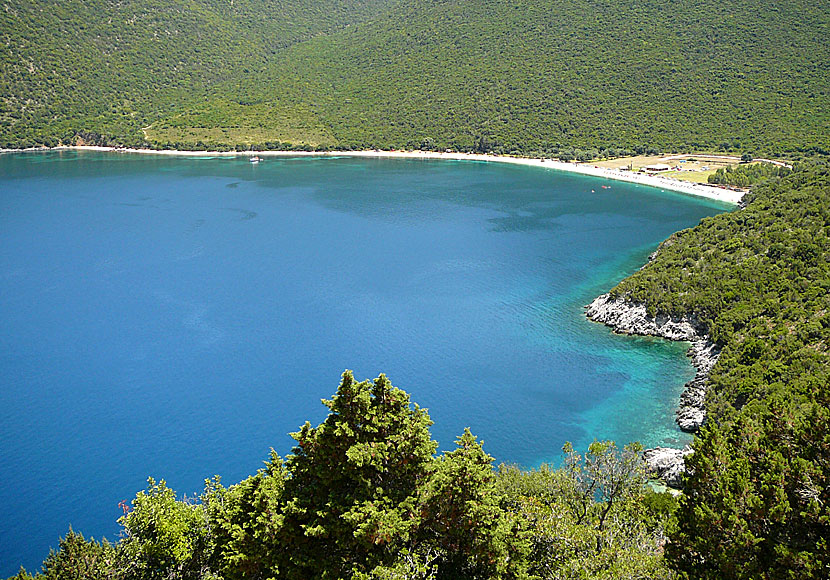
[279,371,437,578]
[13,372,675,580]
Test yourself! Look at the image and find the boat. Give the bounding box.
[250,156,262,164]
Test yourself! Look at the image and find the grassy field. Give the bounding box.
[143,100,335,148]
[591,154,741,184]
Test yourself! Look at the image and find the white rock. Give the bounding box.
[585,294,720,432]
[644,446,693,488]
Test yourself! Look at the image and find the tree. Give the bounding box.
[667,393,830,579]
[279,371,437,579]
[496,441,674,580]
[39,529,116,580]
[206,454,288,580]
[421,429,529,580]
[118,478,215,580]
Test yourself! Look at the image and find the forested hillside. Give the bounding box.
[610,162,830,578]
[0,0,399,147]
[234,0,829,155]
[2,0,828,154]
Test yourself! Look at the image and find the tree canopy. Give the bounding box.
[12,372,677,580]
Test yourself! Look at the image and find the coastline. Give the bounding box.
[584,293,718,434]
[584,293,722,487]
[2,145,745,205]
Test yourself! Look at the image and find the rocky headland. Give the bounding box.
[585,293,722,486]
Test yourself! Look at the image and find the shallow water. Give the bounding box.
[0,151,726,573]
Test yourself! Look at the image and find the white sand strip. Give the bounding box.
[7,146,745,205]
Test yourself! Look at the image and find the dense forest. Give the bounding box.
[0,0,399,148]
[10,165,830,578]
[707,161,792,187]
[611,161,830,578]
[2,0,828,155]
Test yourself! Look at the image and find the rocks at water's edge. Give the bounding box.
[584,293,720,433]
[584,292,699,342]
[585,293,722,487]
[676,341,720,432]
[644,446,693,488]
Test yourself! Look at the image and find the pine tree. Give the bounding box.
[421,429,529,580]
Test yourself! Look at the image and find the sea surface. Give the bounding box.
[0,151,728,574]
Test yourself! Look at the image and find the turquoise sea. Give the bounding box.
[0,151,728,574]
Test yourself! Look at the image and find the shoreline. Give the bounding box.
[584,293,721,487]
[2,145,745,205]
[584,293,718,434]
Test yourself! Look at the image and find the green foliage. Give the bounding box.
[2,1,828,155]
[279,371,437,579]
[7,531,116,580]
[707,161,792,187]
[205,456,288,580]
[669,391,830,579]
[12,373,681,579]
[39,530,116,580]
[608,163,830,577]
[118,477,215,580]
[421,429,529,579]
[497,442,675,580]
[0,0,398,148]
[246,0,828,156]
[612,162,830,412]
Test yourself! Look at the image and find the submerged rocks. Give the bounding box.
[585,293,720,433]
[644,446,693,488]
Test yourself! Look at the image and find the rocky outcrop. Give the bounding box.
[585,293,720,432]
[644,446,693,488]
[676,341,720,431]
[584,293,700,341]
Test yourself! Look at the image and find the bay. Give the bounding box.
[0,151,727,574]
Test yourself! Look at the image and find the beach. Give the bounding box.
[10,146,746,205]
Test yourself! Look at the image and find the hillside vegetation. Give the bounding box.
[707,161,792,187]
[9,373,679,580]
[0,0,399,147]
[2,0,828,155]
[610,162,830,578]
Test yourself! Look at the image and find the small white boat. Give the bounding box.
[250,156,262,164]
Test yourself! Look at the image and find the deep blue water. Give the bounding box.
[0,151,727,574]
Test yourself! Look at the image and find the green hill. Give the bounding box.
[0,0,399,147]
[609,161,830,578]
[231,0,829,155]
[2,0,828,155]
